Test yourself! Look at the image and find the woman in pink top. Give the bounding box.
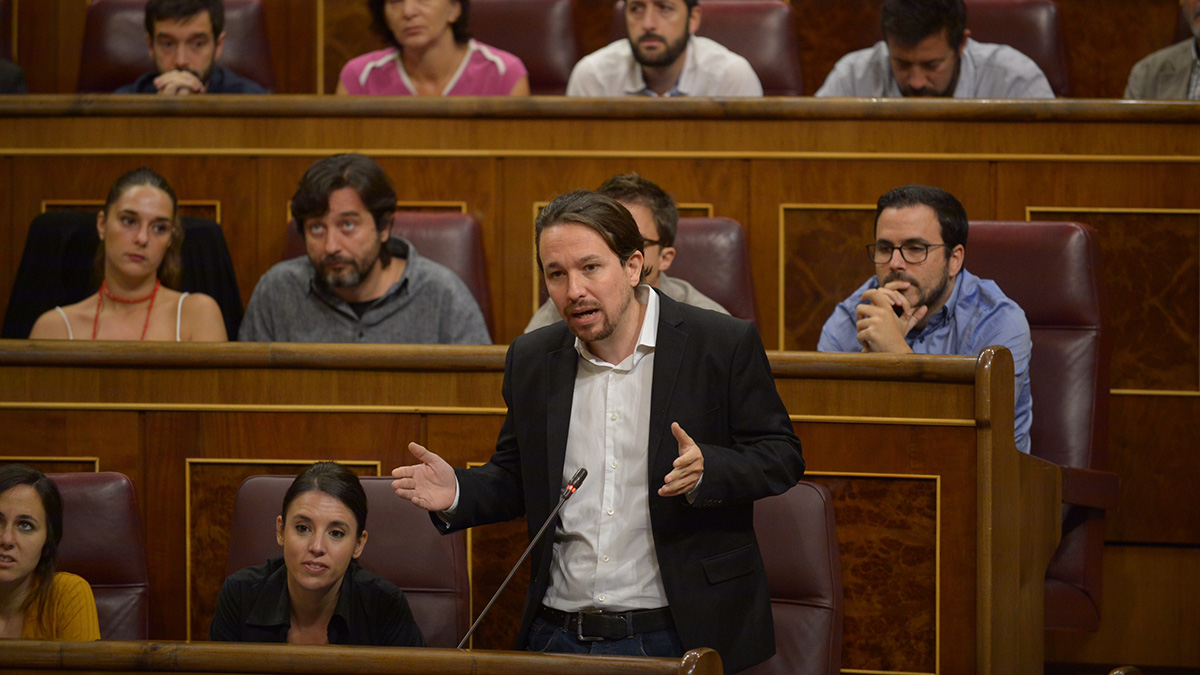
[337,0,529,96]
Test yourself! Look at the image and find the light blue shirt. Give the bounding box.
[817,268,1033,454]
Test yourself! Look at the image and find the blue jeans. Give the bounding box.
[524,616,684,658]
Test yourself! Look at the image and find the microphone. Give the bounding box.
[456,468,588,650]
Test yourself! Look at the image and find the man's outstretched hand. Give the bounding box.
[391,442,457,512]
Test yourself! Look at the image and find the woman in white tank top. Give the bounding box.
[28,168,226,342]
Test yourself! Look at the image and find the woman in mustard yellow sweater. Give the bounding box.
[0,464,100,640]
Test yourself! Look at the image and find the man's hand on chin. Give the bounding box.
[855,285,925,353]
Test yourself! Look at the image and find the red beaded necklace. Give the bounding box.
[92,279,161,340]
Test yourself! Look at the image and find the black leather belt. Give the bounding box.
[538,605,674,641]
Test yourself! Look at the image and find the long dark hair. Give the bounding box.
[281,462,368,537]
[96,167,185,288]
[0,464,64,611]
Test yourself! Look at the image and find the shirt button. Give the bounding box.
[610,413,619,421]
[597,595,606,603]
[611,461,618,469]
[602,555,610,563]
[607,508,614,515]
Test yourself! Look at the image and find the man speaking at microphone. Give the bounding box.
[392,190,803,672]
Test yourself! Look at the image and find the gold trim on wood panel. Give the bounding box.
[530,200,550,314]
[835,662,936,667]
[806,470,941,674]
[395,200,468,212]
[10,148,1200,163]
[677,202,714,217]
[41,199,223,223]
[1112,389,1200,397]
[791,414,974,426]
[0,456,100,471]
[463,460,487,650]
[184,457,381,639]
[777,202,877,349]
[1027,206,1200,217]
[316,0,325,94]
[0,403,507,414]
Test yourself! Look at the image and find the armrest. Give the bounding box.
[1061,466,1119,510]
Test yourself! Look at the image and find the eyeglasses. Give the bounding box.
[866,242,951,264]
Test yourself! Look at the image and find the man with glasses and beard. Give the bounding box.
[815,0,1052,98]
[116,0,267,95]
[817,184,1033,453]
[566,0,761,97]
[239,154,490,344]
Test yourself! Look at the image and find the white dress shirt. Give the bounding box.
[542,286,669,612]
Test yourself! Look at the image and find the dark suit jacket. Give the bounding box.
[0,58,26,94]
[439,291,805,673]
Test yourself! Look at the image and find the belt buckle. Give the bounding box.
[575,610,607,642]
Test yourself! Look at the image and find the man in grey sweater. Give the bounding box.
[239,154,490,344]
[524,173,727,333]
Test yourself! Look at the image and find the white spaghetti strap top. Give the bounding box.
[176,292,190,342]
[54,306,74,340]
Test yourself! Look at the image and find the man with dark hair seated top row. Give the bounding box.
[815,0,1053,98]
[117,0,266,95]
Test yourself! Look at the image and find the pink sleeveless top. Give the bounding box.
[339,40,528,96]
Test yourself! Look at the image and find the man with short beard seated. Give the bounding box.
[566,0,761,97]
[816,184,1033,454]
[815,0,1052,98]
[238,154,490,344]
[115,0,266,95]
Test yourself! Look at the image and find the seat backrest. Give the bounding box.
[745,481,843,675]
[78,0,274,93]
[966,221,1109,472]
[668,217,758,325]
[50,472,150,640]
[967,221,1111,631]
[609,0,803,95]
[284,211,493,329]
[470,0,579,95]
[3,210,244,340]
[964,0,1070,96]
[224,475,470,648]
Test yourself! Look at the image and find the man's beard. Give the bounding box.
[315,250,379,290]
[563,287,634,345]
[900,55,961,97]
[882,263,950,311]
[631,30,690,68]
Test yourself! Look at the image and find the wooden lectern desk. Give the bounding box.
[0,341,1060,674]
[0,641,722,675]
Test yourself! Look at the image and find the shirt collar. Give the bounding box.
[573,285,659,369]
[244,559,356,637]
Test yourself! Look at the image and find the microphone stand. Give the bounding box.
[456,468,588,650]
